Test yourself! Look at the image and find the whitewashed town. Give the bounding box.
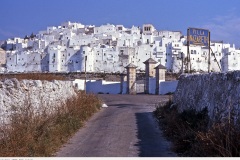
[0,21,240,73]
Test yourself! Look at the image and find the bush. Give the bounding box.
[0,92,101,157]
[154,100,240,157]
[0,73,67,81]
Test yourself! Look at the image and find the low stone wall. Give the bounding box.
[0,78,76,125]
[173,71,240,123]
[148,78,178,95]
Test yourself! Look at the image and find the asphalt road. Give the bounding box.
[55,94,177,157]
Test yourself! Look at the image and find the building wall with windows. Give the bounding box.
[3,21,240,73]
[0,48,6,67]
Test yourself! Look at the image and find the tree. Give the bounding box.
[30,32,36,39]
[24,35,29,40]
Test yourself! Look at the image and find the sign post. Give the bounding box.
[84,56,87,94]
[187,28,210,73]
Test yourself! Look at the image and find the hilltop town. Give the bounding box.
[0,21,240,73]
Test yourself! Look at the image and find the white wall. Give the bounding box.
[148,77,178,95]
[159,80,178,94]
[174,71,240,123]
[0,79,76,125]
[86,80,124,94]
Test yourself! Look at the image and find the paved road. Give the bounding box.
[56,94,176,157]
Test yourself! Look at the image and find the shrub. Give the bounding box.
[154,100,240,157]
[0,92,101,157]
[0,73,67,81]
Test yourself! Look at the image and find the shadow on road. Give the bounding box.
[135,112,176,157]
[107,103,138,108]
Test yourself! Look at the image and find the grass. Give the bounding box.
[0,73,67,81]
[154,100,240,157]
[0,91,102,157]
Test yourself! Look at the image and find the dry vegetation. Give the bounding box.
[0,92,101,157]
[0,73,68,81]
[154,100,240,157]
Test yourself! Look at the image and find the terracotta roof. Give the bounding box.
[143,58,157,64]
[125,63,137,68]
[154,64,166,69]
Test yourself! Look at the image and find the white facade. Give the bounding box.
[0,48,6,67]
[3,21,240,73]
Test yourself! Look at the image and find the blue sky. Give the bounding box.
[0,0,240,47]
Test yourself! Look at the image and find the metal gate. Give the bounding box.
[136,73,145,94]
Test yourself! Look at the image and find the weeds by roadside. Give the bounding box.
[154,100,240,157]
[0,92,101,157]
[0,73,67,81]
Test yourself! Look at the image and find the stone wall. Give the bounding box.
[173,71,240,123]
[0,78,76,124]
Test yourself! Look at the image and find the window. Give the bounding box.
[120,50,124,55]
[83,51,85,54]
[165,59,167,62]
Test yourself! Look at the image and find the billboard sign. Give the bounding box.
[188,28,209,46]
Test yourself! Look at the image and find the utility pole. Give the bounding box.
[208,32,211,73]
[187,28,190,73]
[84,56,87,94]
[181,52,184,73]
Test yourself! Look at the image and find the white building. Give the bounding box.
[3,21,240,73]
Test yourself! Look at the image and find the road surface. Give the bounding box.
[56,94,176,157]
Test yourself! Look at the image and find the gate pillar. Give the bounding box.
[155,64,166,95]
[143,58,157,94]
[125,63,137,95]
